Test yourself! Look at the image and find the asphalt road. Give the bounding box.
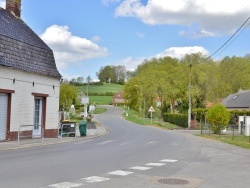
[1,106,250,188]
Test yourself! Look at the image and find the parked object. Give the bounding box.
[79,121,87,136]
[60,121,76,137]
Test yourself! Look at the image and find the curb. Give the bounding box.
[0,125,108,151]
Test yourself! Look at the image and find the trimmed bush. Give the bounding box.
[206,104,230,134]
[163,113,188,128]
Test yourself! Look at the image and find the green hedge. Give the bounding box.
[163,113,188,128]
[87,92,114,96]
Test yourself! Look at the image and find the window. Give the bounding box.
[232,95,238,100]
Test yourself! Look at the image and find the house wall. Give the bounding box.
[0,66,60,139]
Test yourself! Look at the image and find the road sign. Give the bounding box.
[148,106,155,112]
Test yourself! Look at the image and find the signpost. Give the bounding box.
[148,106,155,125]
[81,96,89,120]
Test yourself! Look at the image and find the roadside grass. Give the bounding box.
[200,134,250,149]
[69,107,107,125]
[89,96,112,105]
[93,107,107,114]
[76,83,123,94]
[122,107,250,149]
[122,108,181,130]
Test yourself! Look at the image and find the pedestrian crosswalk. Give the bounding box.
[145,162,166,166]
[82,176,110,183]
[108,170,134,176]
[130,166,152,170]
[45,158,178,188]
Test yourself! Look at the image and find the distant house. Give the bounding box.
[222,90,250,110]
[113,91,125,106]
[0,0,61,141]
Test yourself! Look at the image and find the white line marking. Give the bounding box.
[49,182,82,188]
[145,163,166,166]
[130,166,152,171]
[73,140,92,145]
[146,141,158,145]
[160,159,178,163]
[120,141,132,146]
[97,140,114,145]
[108,170,134,176]
[82,176,110,183]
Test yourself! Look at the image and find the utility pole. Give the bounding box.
[188,64,192,129]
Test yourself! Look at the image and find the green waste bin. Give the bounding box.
[79,121,87,136]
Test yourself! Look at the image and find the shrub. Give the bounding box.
[163,113,188,128]
[206,104,230,134]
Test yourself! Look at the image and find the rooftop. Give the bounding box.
[0,7,61,78]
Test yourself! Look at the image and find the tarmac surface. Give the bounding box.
[0,123,108,151]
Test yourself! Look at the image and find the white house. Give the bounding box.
[0,0,62,141]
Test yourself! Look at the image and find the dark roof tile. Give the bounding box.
[0,8,61,78]
[222,90,250,108]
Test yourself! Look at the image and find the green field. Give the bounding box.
[89,96,112,105]
[76,83,123,105]
[76,83,124,94]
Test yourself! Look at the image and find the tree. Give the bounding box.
[97,66,114,83]
[114,65,126,84]
[69,78,78,85]
[59,83,79,110]
[97,65,126,84]
[206,104,230,134]
[76,76,84,84]
[86,75,92,84]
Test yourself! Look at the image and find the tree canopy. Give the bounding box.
[59,83,79,110]
[97,65,127,84]
[206,104,231,134]
[124,53,250,116]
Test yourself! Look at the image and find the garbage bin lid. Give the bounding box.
[79,120,86,125]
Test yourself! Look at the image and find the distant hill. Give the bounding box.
[76,83,124,95]
[76,83,124,105]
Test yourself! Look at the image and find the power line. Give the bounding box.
[205,16,250,61]
[214,20,250,60]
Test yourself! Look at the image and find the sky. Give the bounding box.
[1,0,250,81]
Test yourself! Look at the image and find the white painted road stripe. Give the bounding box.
[73,140,92,145]
[108,170,134,176]
[130,166,152,171]
[49,182,82,188]
[82,176,110,183]
[120,141,133,146]
[160,159,178,163]
[145,163,166,166]
[97,140,114,145]
[146,141,158,145]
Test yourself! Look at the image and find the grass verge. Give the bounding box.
[199,134,250,149]
[122,108,181,130]
[93,107,107,114]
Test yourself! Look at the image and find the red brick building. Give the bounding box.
[112,91,125,106]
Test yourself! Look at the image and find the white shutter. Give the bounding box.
[0,93,8,140]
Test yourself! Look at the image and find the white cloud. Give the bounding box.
[112,46,209,71]
[91,36,101,43]
[179,29,216,38]
[156,46,209,59]
[40,25,108,71]
[115,0,250,37]
[112,57,145,71]
[0,0,5,8]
